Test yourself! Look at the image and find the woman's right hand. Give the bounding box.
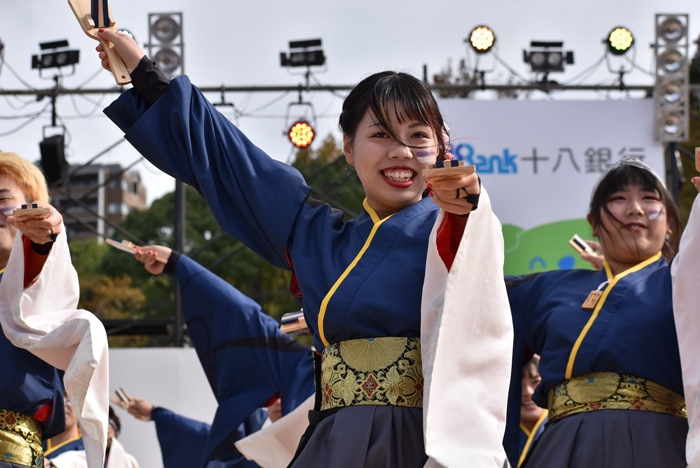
[96,29,145,73]
[580,240,604,271]
[127,397,154,421]
[135,245,172,275]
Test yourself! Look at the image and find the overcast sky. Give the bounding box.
[1,0,698,203]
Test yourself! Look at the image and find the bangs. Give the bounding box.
[367,73,444,154]
[595,164,662,201]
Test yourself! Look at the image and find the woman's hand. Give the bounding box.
[693,177,700,193]
[135,245,172,275]
[426,171,480,217]
[127,397,154,421]
[96,29,145,73]
[7,201,62,244]
[580,240,604,271]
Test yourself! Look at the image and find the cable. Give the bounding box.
[310,74,347,99]
[623,54,654,76]
[68,92,108,118]
[74,68,105,90]
[2,60,39,91]
[238,91,291,116]
[491,51,530,84]
[561,53,606,85]
[0,102,49,137]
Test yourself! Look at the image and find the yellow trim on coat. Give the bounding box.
[317,200,393,347]
[44,430,82,457]
[565,252,662,379]
[517,411,547,468]
[0,268,5,275]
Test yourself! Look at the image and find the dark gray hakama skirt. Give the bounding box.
[523,410,688,468]
[289,405,427,468]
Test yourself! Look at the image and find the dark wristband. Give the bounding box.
[130,55,170,106]
[163,251,181,275]
[458,175,482,218]
[31,241,54,255]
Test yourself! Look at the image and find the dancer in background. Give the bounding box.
[517,356,547,468]
[0,152,108,468]
[505,159,695,468]
[131,245,314,468]
[94,30,512,468]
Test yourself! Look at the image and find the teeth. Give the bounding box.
[383,170,413,182]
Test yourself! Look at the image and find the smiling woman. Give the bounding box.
[505,159,695,468]
[96,30,515,468]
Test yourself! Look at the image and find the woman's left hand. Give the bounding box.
[427,171,480,217]
[693,177,700,193]
[7,201,62,244]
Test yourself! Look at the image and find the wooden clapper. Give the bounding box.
[68,0,131,85]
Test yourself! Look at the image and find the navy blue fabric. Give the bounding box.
[518,416,547,465]
[175,255,314,467]
[523,410,687,468]
[504,258,685,465]
[0,273,65,440]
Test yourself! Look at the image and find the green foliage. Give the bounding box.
[73,133,365,347]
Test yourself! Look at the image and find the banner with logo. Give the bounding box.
[438,99,665,275]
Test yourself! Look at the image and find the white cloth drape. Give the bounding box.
[672,193,700,468]
[0,228,109,468]
[235,395,313,468]
[50,438,139,468]
[421,188,513,468]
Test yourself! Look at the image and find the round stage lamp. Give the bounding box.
[153,16,180,43]
[608,27,634,55]
[658,17,685,43]
[658,49,684,74]
[469,26,495,53]
[660,111,683,136]
[530,52,546,68]
[659,79,683,105]
[547,51,563,67]
[289,121,314,148]
[154,48,181,75]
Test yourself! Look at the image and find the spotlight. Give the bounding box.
[658,17,686,43]
[154,48,181,75]
[607,27,634,55]
[147,13,184,79]
[523,41,574,73]
[288,121,314,148]
[468,26,495,54]
[31,40,80,71]
[280,39,326,68]
[653,14,689,142]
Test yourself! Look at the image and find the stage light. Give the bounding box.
[653,14,689,142]
[288,121,314,148]
[523,41,573,73]
[148,13,184,79]
[469,26,495,53]
[31,40,80,71]
[658,17,685,43]
[659,79,683,104]
[658,49,684,73]
[153,16,180,43]
[154,48,180,74]
[280,39,326,69]
[608,27,634,55]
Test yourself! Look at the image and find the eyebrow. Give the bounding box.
[367,121,429,129]
[0,189,10,194]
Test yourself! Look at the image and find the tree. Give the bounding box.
[76,133,363,347]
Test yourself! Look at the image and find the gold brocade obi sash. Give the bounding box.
[320,337,423,411]
[0,409,43,468]
[548,372,687,421]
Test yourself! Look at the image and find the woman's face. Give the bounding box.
[589,183,669,266]
[343,105,437,218]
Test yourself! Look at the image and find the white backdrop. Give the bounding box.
[108,348,218,468]
[438,99,666,275]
